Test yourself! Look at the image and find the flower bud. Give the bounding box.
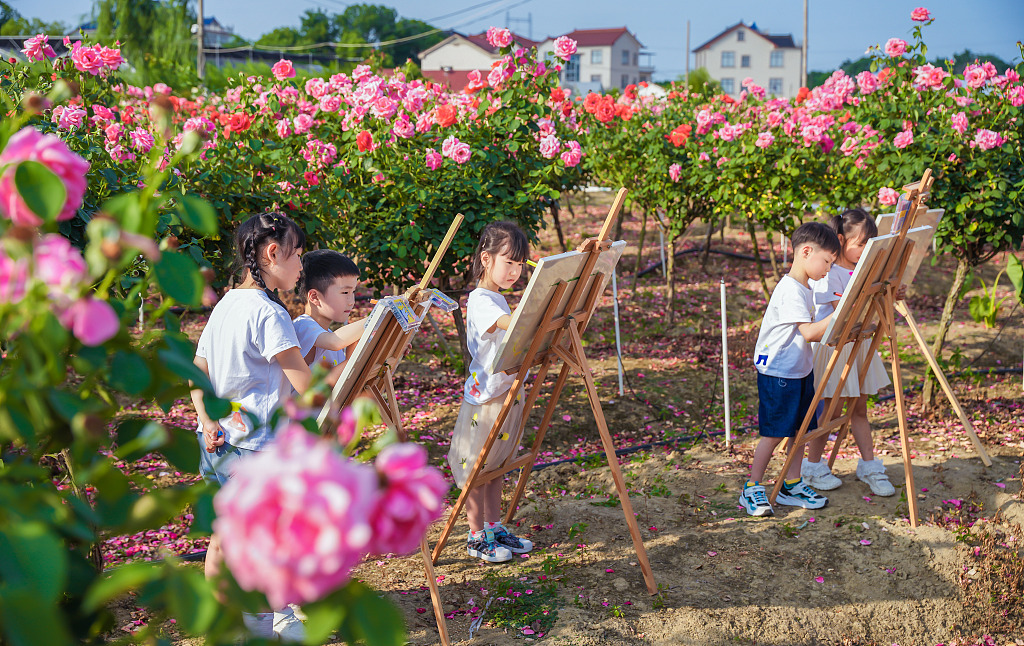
[199,266,216,282]
[21,92,52,114]
[160,234,179,251]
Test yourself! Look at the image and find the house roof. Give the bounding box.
[418,30,537,59]
[692,21,798,52]
[556,27,642,48]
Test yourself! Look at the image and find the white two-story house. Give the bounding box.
[693,22,803,99]
[537,27,654,93]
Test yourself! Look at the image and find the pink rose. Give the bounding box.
[106,142,135,164]
[129,128,155,153]
[214,424,379,609]
[755,132,775,148]
[276,118,291,138]
[424,148,442,171]
[971,128,1005,150]
[560,148,581,167]
[912,64,947,89]
[486,27,513,49]
[553,36,578,61]
[1009,86,1024,108]
[440,135,460,159]
[272,59,296,81]
[0,246,28,304]
[878,187,899,206]
[698,151,710,162]
[305,78,329,98]
[60,297,119,346]
[451,142,471,164]
[371,96,397,120]
[856,71,878,94]
[963,65,988,89]
[318,94,342,113]
[539,134,560,159]
[392,116,415,139]
[34,234,87,293]
[951,112,968,134]
[52,105,87,130]
[910,7,931,21]
[369,443,447,556]
[668,163,681,182]
[293,113,313,134]
[0,128,90,227]
[70,42,104,75]
[21,34,56,62]
[884,38,907,58]
[99,46,123,71]
[893,129,913,149]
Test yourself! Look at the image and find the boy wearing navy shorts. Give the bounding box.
[741,222,841,517]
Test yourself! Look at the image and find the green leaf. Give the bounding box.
[0,589,74,646]
[14,160,66,221]
[155,251,205,306]
[342,581,405,646]
[82,562,163,612]
[0,522,68,602]
[177,195,219,236]
[110,351,152,395]
[301,599,348,644]
[248,138,263,152]
[166,567,220,634]
[1007,255,1024,306]
[159,424,202,474]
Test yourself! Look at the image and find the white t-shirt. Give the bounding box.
[464,288,515,405]
[753,275,816,379]
[195,289,300,450]
[809,263,854,321]
[293,314,346,368]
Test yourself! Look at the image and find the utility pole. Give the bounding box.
[197,0,206,80]
[801,0,808,88]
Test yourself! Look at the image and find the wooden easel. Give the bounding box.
[428,188,658,596]
[769,171,938,527]
[316,214,464,646]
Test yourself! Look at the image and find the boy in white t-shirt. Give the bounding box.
[741,222,841,517]
[293,250,365,369]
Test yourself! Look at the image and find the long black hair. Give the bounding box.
[471,221,529,281]
[233,212,306,308]
[827,207,878,247]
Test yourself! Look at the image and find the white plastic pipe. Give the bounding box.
[139,298,144,330]
[658,227,667,279]
[782,236,787,268]
[721,279,732,448]
[612,268,624,396]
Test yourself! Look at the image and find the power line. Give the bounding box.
[427,0,510,24]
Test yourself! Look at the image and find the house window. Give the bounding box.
[769,78,784,95]
[741,55,751,68]
[737,30,745,41]
[591,74,602,82]
[720,78,735,94]
[591,49,602,64]
[770,50,785,67]
[621,73,629,88]
[721,51,735,67]
[633,53,638,66]
[565,54,581,82]
[621,49,630,65]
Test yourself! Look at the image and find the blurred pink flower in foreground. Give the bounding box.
[370,442,448,556]
[0,127,90,226]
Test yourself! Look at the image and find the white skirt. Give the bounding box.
[812,340,891,398]
[447,387,526,488]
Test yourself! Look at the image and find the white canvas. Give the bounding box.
[899,225,937,291]
[822,233,898,347]
[875,208,943,240]
[491,240,626,375]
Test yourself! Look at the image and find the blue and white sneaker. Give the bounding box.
[739,482,774,517]
[493,524,533,554]
[467,529,512,563]
[776,478,829,509]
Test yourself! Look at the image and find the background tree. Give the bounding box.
[94,0,195,85]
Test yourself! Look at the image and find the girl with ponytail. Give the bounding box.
[189,212,311,640]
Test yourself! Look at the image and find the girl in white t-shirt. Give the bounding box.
[803,208,895,497]
[189,212,315,640]
[447,221,535,563]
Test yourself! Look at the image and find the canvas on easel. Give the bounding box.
[768,170,938,526]
[427,188,658,596]
[314,214,464,646]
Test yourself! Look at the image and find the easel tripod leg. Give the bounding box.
[419,536,450,646]
[888,325,920,527]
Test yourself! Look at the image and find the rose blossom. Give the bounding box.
[276,118,291,138]
[553,36,577,61]
[856,71,878,94]
[70,42,104,75]
[356,130,373,153]
[755,132,775,148]
[424,148,442,170]
[34,234,88,293]
[878,187,899,206]
[950,112,968,134]
[913,63,948,89]
[52,105,87,130]
[486,26,513,49]
[392,116,415,139]
[272,59,296,80]
[1009,86,1024,108]
[369,443,447,556]
[0,128,90,226]
[893,129,914,149]
[910,7,931,21]
[962,65,988,89]
[668,163,681,182]
[884,38,907,58]
[0,245,28,304]
[293,113,313,134]
[971,129,1005,150]
[129,128,155,153]
[21,34,56,62]
[560,140,582,167]
[59,297,119,346]
[539,134,560,159]
[213,424,379,609]
[99,46,123,71]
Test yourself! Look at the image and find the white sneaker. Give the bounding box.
[241,612,274,639]
[857,459,896,496]
[776,479,829,509]
[801,458,843,491]
[739,483,774,517]
[274,607,306,642]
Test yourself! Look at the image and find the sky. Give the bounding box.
[23,0,1024,77]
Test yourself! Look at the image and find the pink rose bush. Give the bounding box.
[214,423,446,607]
[21,34,56,62]
[0,127,89,226]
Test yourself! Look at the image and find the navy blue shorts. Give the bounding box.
[757,372,819,438]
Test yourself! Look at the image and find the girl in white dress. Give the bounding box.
[802,208,896,496]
